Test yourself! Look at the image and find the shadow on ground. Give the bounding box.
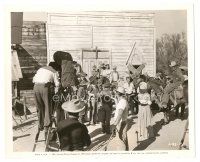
[13,119,37,130]
[86,133,111,151]
[127,116,136,132]
[89,128,102,139]
[13,133,31,141]
[132,120,163,150]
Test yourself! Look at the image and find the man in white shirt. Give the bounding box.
[33,62,60,138]
[112,87,129,151]
[110,66,119,90]
[101,64,111,78]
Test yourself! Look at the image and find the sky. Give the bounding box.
[23,11,187,38]
[154,10,187,38]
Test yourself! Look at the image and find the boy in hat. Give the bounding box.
[57,99,91,151]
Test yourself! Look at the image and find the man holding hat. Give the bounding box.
[111,87,129,151]
[161,61,185,108]
[57,99,91,151]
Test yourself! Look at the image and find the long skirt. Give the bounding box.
[137,105,154,141]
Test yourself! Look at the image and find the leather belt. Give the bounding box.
[140,103,148,106]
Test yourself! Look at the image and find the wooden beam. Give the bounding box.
[125,42,136,65]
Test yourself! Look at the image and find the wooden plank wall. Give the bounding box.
[47,12,156,76]
[17,21,47,90]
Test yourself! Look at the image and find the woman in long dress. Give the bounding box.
[137,82,154,141]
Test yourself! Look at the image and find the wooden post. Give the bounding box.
[23,96,28,120]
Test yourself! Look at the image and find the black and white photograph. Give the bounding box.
[10,10,191,153]
[2,0,198,159]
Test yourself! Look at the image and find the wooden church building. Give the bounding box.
[46,11,156,77]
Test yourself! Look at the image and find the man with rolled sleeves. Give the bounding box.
[111,87,129,151]
[33,62,60,138]
[161,61,185,108]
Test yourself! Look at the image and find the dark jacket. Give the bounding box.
[171,68,185,83]
[57,118,91,151]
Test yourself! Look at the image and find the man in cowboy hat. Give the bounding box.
[57,99,91,151]
[161,61,185,108]
[111,87,129,151]
[98,82,114,134]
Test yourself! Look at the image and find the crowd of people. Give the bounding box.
[32,51,188,151]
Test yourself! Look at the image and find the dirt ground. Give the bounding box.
[13,106,189,152]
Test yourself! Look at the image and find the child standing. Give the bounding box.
[137,82,154,141]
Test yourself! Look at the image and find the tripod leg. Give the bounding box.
[179,119,189,150]
[35,131,40,142]
[45,127,51,152]
[136,131,139,146]
[32,129,40,152]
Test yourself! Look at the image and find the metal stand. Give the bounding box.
[179,119,189,150]
[45,115,59,152]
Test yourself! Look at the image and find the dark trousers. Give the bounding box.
[100,103,112,133]
[34,84,53,129]
[118,121,129,151]
[89,97,97,124]
[127,94,138,115]
[175,101,185,117]
[162,81,182,105]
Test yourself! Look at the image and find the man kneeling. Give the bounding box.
[57,99,91,151]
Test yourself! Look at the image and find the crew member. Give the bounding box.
[33,62,60,139]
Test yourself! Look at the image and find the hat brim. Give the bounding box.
[62,101,85,113]
[169,64,176,67]
[116,90,125,94]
